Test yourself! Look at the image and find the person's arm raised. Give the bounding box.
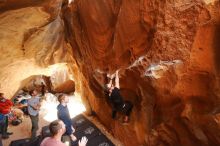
[108,78,113,86]
[115,70,120,89]
[107,73,115,86]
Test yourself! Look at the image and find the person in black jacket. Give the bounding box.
[105,70,133,123]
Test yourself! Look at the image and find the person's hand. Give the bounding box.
[116,69,119,75]
[107,74,111,78]
[70,134,77,141]
[110,74,115,79]
[36,103,41,110]
[78,136,88,146]
[107,73,115,79]
[115,70,120,79]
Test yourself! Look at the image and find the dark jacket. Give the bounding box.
[109,87,124,118]
[57,104,73,135]
[109,87,124,109]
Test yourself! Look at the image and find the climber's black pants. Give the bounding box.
[112,101,133,119]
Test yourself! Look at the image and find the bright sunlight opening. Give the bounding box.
[40,92,86,122]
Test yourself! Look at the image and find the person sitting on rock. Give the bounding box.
[57,94,77,142]
[41,120,88,146]
[0,93,13,139]
[104,70,133,123]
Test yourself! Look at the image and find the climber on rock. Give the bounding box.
[104,70,133,124]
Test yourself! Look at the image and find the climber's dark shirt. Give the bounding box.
[109,87,124,109]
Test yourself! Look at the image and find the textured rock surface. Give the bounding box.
[64,0,220,145]
[0,0,220,146]
[0,0,74,97]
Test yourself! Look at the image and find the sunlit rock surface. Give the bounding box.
[41,93,86,122]
[0,0,220,145]
[0,0,74,97]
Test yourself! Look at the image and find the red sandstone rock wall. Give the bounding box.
[64,0,220,145]
[0,0,220,145]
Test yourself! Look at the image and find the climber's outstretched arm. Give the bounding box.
[108,78,113,86]
[115,70,120,89]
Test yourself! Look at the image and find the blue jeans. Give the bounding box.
[0,114,8,137]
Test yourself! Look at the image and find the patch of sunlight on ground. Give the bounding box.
[40,92,86,122]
